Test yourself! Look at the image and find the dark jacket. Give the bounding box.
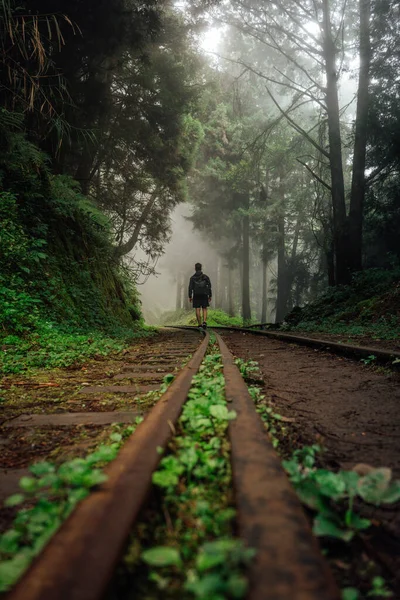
[188,271,212,299]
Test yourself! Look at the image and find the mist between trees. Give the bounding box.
[1,0,399,332]
[140,205,278,324]
[141,0,400,325]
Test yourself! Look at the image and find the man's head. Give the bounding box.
[195,262,202,272]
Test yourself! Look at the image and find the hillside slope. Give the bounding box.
[284,268,400,344]
[0,119,148,374]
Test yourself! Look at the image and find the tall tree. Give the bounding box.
[217,0,374,283]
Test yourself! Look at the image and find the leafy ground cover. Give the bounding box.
[284,268,400,344]
[0,421,141,592]
[112,339,254,600]
[2,330,398,598]
[0,323,155,376]
[160,308,247,328]
[0,367,179,592]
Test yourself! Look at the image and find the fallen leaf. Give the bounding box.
[353,463,376,475]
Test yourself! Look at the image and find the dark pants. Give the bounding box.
[193,295,209,308]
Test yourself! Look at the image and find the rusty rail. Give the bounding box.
[6,332,210,600]
[216,332,341,600]
[169,325,400,365]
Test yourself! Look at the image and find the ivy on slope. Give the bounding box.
[284,268,400,340]
[0,117,142,350]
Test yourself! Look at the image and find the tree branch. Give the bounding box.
[215,51,326,110]
[265,85,330,158]
[217,14,324,90]
[113,190,158,259]
[297,159,332,191]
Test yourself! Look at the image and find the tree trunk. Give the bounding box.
[326,244,335,287]
[286,216,301,311]
[348,0,371,273]
[75,144,97,196]
[215,257,222,309]
[113,191,157,259]
[228,267,234,316]
[291,217,300,264]
[261,254,268,323]
[242,196,251,322]
[275,211,287,322]
[294,280,301,307]
[275,174,288,322]
[221,267,228,313]
[321,0,349,285]
[176,272,182,310]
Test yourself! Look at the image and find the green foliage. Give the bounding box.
[282,449,400,542]
[133,347,252,599]
[160,308,246,327]
[0,323,154,375]
[234,358,260,379]
[285,268,400,340]
[185,540,254,599]
[249,386,285,450]
[142,547,182,568]
[0,422,140,592]
[0,120,144,361]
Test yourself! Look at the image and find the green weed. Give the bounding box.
[0,421,142,592]
[160,308,254,328]
[127,347,254,599]
[0,323,155,375]
[361,355,377,366]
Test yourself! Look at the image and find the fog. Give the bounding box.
[137,2,367,326]
[139,205,210,323]
[139,205,278,325]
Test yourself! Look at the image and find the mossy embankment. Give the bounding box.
[0,119,151,375]
[284,268,400,344]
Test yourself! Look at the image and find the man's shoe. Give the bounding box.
[202,322,207,330]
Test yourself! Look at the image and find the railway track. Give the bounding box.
[3,328,345,599]
[170,325,400,365]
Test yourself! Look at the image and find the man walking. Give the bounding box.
[188,263,212,329]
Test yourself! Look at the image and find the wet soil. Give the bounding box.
[0,425,105,470]
[221,331,400,475]
[221,330,400,592]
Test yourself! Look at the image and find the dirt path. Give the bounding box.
[221,330,400,584]
[221,331,400,475]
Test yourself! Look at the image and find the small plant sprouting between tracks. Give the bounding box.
[122,345,255,600]
[236,358,400,599]
[0,421,142,592]
[234,357,260,380]
[360,354,377,366]
[247,385,287,450]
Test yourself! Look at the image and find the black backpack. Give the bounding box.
[193,274,208,295]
